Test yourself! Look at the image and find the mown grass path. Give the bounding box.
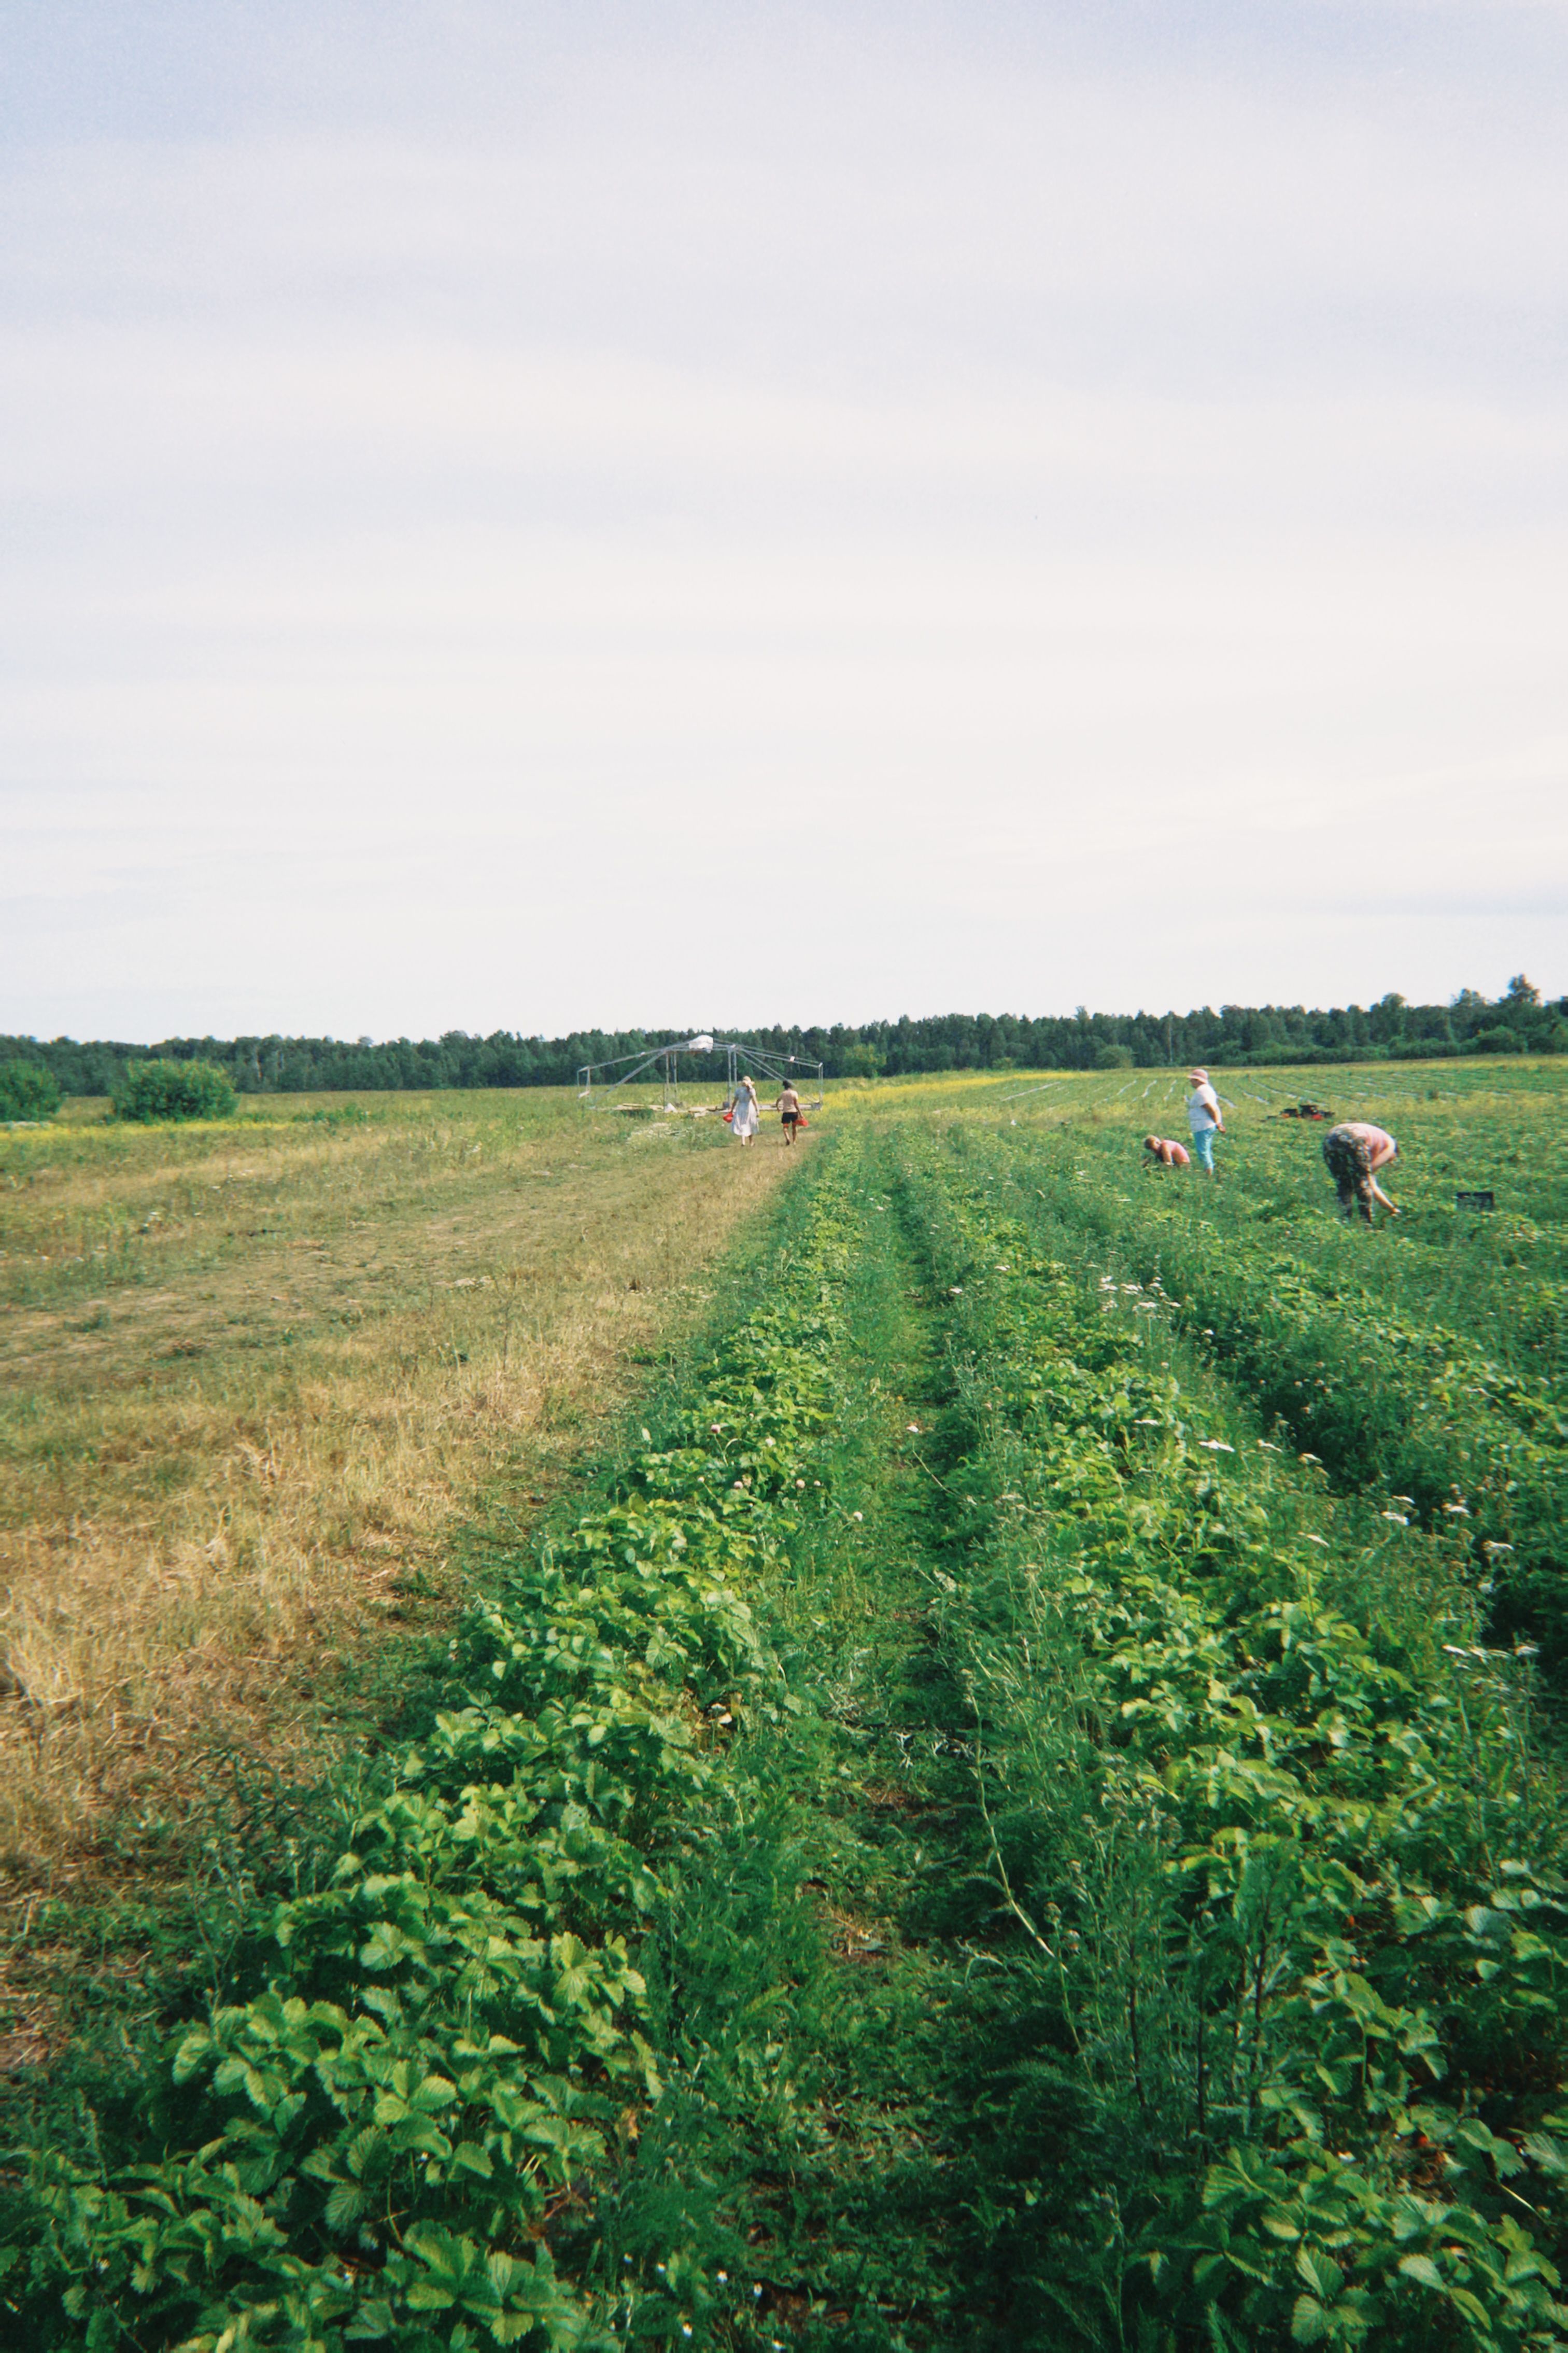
[0,1091,794,1897]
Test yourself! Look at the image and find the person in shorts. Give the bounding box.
[1185,1069,1224,1175]
[1322,1121,1399,1224]
[1143,1134,1191,1167]
[776,1080,802,1143]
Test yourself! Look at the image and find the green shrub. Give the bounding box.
[0,1060,61,1120]
[1093,1042,1135,1069]
[112,1058,237,1123]
[1473,1026,1524,1054]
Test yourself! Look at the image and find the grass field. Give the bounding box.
[4,1059,1567,2350]
[0,1091,799,1898]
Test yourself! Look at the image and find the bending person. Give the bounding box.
[1322,1121,1400,1224]
[1143,1134,1191,1168]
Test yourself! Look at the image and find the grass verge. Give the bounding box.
[0,1090,796,1891]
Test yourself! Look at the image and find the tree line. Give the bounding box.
[4,978,1564,1098]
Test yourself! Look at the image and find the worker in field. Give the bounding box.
[729,1075,760,1145]
[1185,1068,1224,1176]
[1322,1121,1400,1224]
[776,1078,803,1144]
[1143,1133,1191,1167]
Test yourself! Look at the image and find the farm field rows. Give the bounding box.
[5,1062,1568,2348]
[879,1062,1567,1671]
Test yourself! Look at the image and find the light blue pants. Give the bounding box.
[1190,1126,1216,1172]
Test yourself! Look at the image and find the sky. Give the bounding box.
[3,1,1566,1043]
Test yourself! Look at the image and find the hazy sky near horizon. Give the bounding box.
[3,1,1566,1042]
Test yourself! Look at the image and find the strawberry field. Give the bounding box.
[7,1077,1568,2350]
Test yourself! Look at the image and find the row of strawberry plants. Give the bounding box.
[894,1137,1568,2349]
[13,1167,861,2352]
[993,1137,1568,1676]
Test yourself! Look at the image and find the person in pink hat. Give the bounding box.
[1185,1068,1224,1176]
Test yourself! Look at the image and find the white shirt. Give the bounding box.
[1186,1083,1221,1134]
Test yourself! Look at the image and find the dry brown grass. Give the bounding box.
[0,1090,802,1888]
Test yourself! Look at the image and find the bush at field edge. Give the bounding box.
[0,1059,62,1120]
[112,1059,238,1123]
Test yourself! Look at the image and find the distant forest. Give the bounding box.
[5,979,1564,1095]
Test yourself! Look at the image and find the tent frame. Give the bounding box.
[576,1035,825,1113]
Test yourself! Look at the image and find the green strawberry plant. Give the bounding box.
[893,1142,1568,2347]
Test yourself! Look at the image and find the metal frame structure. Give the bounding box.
[576,1035,825,1113]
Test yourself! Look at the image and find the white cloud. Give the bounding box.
[1,2,1565,1035]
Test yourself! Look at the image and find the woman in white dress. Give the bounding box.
[729,1075,760,1144]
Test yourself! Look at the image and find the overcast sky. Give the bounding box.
[3,1,1565,1041]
